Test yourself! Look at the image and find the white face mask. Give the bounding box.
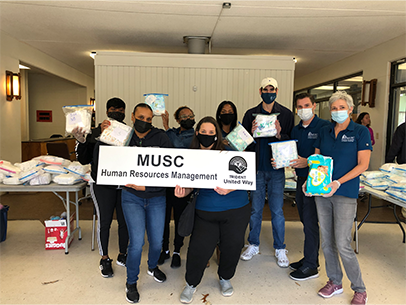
[297,108,314,121]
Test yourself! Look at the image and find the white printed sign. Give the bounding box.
[97,146,256,190]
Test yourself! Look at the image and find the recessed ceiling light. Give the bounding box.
[90,52,96,59]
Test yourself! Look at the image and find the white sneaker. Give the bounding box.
[275,249,289,268]
[240,244,259,261]
[219,278,234,297]
[180,283,196,304]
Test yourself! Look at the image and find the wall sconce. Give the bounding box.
[6,70,21,101]
[361,79,377,108]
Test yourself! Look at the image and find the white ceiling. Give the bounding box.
[1,1,405,79]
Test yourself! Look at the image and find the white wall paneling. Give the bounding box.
[95,52,295,129]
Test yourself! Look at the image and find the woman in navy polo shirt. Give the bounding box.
[310,91,371,305]
[174,116,250,304]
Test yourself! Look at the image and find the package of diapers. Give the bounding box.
[269,140,298,169]
[306,154,333,195]
[14,160,39,172]
[64,161,88,176]
[379,163,397,173]
[387,182,406,192]
[361,171,387,180]
[29,172,51,186]
[143,93,167,116]
[253,113,279,138]
[285,179,297,189]
[99,119,133,146]
[363,178,392,191]
[39,155,71,167]
[43,165,68,175]
[19,168,43,183]
[62,104,93,135]
[285,167,296,179]
[225,123,255,151]
[386,174,406,184]
[3,176,22,185]
[53,173,83,185]
[0,160,20,176]
[385,189,406,203]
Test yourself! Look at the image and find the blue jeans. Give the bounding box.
[248,170,286,249]
[121,190,166,284]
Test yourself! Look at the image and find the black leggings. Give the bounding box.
[90,183,129,256]
[162,187,190,253]
[185,204,250,287]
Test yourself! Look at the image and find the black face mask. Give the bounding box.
[180,119,195,130]
[108,111,125,122]
[219,113,235,125]
[133,119,152,133]
[197,133,217,148]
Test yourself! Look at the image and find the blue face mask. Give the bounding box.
[261,92,277,104]
[331,110,349,123]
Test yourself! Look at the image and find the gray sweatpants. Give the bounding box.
[315,195,366,292]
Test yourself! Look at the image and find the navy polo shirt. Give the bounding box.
[291,115,330,177]
[314,120,372,198]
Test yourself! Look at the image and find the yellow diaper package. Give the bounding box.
[306,154,333,195]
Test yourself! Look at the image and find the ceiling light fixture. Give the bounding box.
[293,58,297,63]
[183,36,210,54]
[90,52,96,59]
[19,64,30,70]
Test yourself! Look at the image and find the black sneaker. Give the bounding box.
[117,253,127,267]
[100,258,114,278]
[126,282,140,303]
[171,253,181,268]
[147,267,167,283]
[157,251,170,265]
[289,266,319,281]
[289,258,304,270]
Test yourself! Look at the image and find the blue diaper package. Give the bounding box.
[306,154,333,195]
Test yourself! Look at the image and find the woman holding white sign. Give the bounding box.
[120,103,173,304]
[175,116,250,304]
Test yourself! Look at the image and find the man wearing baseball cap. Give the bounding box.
[240,77,294,268]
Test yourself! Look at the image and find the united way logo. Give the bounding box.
[341,135,355,142]
[229,156,247,174]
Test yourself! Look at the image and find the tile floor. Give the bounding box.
[0,220,405,305]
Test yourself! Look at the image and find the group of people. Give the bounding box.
[72,77,374,305]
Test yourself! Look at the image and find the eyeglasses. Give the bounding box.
[179,115,195,120]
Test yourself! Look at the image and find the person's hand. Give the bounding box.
[125,184,146,191]
[214,187,234,195]
[275,120,281,139]
[322,180,340,198]
[161,110,170,131]
[251,120,258,134]
[175,185,186,198]
[302,181,313,197]
[101,119,111,132]
[290,156,308,169]
[271,158,278,169]
[72,127,86,143]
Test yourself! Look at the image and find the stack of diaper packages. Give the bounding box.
[225,123,255,151]
[374,163,406,202]
[306,154,333,195]
[284,167,297,189]
[0,156,92,186]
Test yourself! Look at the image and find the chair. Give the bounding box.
[50,134,63,138]
[46,142,74,160]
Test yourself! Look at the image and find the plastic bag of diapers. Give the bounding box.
[62,104,93,136]
[225,123,255,151]
[143,93,167,116]
[269,140,298,169]
[99,118,133,146]
[253,113,278,138]
[306,154,333,195]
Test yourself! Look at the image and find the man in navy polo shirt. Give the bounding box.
[240,77,294,267]
[289,93,330,280]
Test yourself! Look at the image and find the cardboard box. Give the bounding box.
[44,213,74,250]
